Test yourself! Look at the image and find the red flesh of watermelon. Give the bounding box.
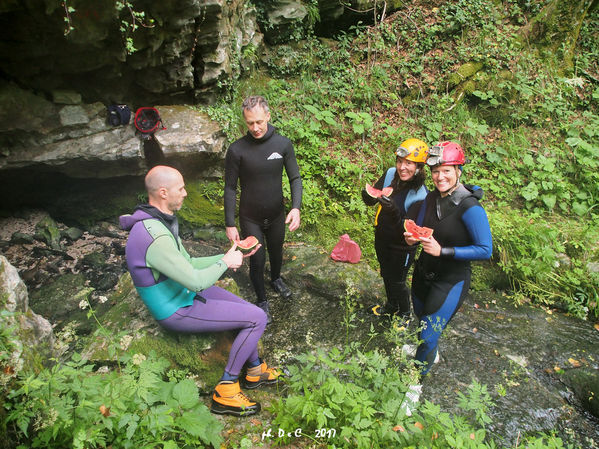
[404,219,434,239]
[235,235,259,250]
[365,184,393,198]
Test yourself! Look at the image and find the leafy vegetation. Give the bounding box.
[206,0,599,321]
[268,293,572,449]
[3,298,223,449]
[61,0,154,53]
[3,1,598,448]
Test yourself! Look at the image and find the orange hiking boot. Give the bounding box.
[243,361,281,389]
[210,381,260,416]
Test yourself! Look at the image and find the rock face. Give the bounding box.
[0,0,263,106]
[0,0,405,184]
[0,255,54,380]
[0,85,227,178]
[0,1,254,181]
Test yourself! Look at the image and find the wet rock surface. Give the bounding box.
[427,291,599,447]
[0,211,598,447]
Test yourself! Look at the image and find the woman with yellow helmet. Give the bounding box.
[362,138,429,320]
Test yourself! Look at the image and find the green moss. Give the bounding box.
[28,273,92,326]
[193,227,229,244]
[177,181,225,228]
[302,214,377,267]
[0,259,8,308]
[81,251,106,269]
[96,273,141,327]
[34,215,62,250]
[471,263,511,291]
[129,332,227,390]
[447,62,484,88]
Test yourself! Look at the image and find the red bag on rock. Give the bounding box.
[330,234,361,264]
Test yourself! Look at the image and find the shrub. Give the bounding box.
[5,351,223,449]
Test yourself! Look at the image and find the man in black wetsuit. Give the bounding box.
[224,95,303,322]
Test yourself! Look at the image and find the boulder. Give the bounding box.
[281,243,383,304]
[0,255,54,379]
[153,105,227,177]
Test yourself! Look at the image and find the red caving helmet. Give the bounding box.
[426,141,467,167]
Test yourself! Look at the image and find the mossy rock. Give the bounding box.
[177,181,225,229]
[281,244,384,305]
[128,331,229,392]
[81,251,106,269]
[560,367,599,418]
[461,79,478,96]
[193,227,229,245]
[28,272,93,329]
[10,232,34,244]
[471,262,510,291]
[61,227,84,241]
[34,215,62,250]
[447,62,484,89]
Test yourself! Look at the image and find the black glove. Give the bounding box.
[377,195,395,210]
[378,195,402,222]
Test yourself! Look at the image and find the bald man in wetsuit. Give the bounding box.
[224,96,303,323]
[120,165,281,416]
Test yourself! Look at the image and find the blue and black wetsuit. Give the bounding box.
[362,169,427,317]
[407,184,492,375]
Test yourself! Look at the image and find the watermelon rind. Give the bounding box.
[365,184,393,198]
[235,236,259,250]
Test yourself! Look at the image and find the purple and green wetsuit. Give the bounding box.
[120,205,267,377]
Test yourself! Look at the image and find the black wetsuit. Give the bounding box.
[406,184,492,374]
[362,168,427,317]
[224,123,302,301]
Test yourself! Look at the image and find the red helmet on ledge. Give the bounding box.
[427,141,466,167]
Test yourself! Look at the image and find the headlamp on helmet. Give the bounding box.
[395,138,429,163]
[426,141,467,167]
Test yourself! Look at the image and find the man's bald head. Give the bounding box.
[145,165,182,198]
[144,165,187,214]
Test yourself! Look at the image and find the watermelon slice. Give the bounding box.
[365,184,393,198]
[234,235,259,250]
[404,219,434,240]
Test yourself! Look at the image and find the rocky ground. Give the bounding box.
[1,209,599,448]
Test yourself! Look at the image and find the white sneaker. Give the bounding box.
[400,384,422,417]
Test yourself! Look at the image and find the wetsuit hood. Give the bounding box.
[246,123,276,143]
[445,184,483,205]
[436,184,484,220]
[120,204,180,244]
[119,208,152,231]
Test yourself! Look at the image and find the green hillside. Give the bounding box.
[205,0,599,319]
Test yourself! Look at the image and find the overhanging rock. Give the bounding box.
[0,101,227,179]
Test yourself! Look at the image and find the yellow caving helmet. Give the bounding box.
[396,138,429,163]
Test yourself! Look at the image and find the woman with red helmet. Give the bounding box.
[404,141,492,377]
[362,138,429,320]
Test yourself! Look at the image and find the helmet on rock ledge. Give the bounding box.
[395,138,429,163]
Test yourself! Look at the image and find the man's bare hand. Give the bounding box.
[242,244,261,258]
[226,226,240,243]
[221,243,243,270]
[286,208,301,232]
